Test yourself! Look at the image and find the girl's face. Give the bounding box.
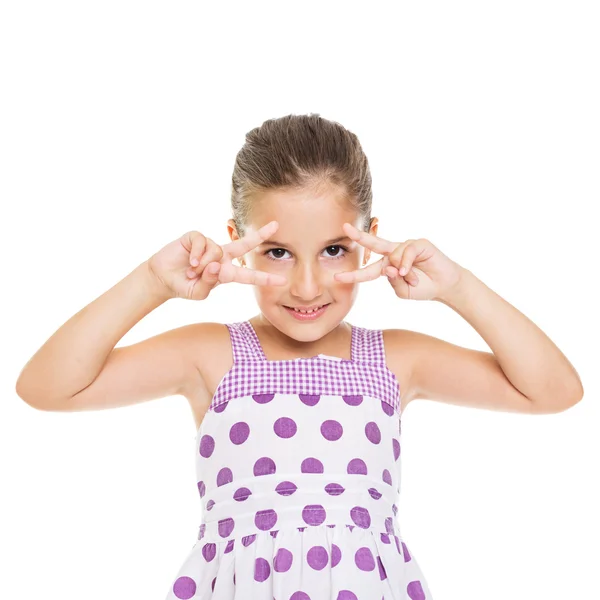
[227,184,379,344]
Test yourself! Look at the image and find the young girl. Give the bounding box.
[16,113,584,600]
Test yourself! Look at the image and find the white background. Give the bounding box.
[2,1,598,599]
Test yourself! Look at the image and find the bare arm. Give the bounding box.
[15,260,174,409]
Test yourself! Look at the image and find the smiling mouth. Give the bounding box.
[284,303,330,313]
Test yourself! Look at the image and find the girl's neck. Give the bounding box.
[249,314,352,360]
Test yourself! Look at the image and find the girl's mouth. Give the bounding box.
[283,303,330,320]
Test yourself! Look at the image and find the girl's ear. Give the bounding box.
[227,219,239,242]
[227,220,246,266]
[363,217,379,264]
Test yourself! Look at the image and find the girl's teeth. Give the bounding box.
[294,306,322,313]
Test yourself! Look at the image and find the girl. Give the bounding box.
[16,113,584,600]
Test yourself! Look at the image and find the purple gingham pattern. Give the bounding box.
[210,321,401,414]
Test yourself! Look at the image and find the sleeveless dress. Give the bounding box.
[164,320,434,600]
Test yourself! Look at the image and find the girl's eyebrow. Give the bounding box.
[261,235,352,248]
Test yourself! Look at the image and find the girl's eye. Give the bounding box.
[265,245,350,261]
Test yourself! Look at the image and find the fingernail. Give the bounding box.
[399,266,407,276]
[190,257,199,266]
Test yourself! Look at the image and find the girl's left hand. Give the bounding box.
[334,223,466,302]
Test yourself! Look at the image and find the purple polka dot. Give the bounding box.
[350,506,371,528]
[274,417,297,438]
[307,545,329,570]
[242,534,256,546]
[325,483,345,496]
[216,467,233,486]
[392,438,401,460]
[255,509,278,530]
[347,458,367,475]
[380,533,391,544]
[342,394,363,406]
[337,591,358,600]
[392,503,398,515]
[355,546,376,571]
[202,542,217,562]
[302,504,326,525]
[254,557,271,582]
[233,487,252,501]
[377,555,387,580]
[385,517,394,534]
[197,481,205,497]
[254,457,276,476]
[197,523,205,539]
[173,576,196,599]
[382,469,392,485]
[274,547,293,572]
[213,400,229,413]
[211,576,216,591]
[253,393,275,404]
[331,543,342,567]
[402,541,411,561]
[229,422,250,444]
[407,580,426,600]
[365,422,381,444]
[321,419,343,441]
[199,434,215,458]
[225,539,235,553]
[206,499,215,510]
[218,517,235,538]
[276,481,297,496]
[368,487,382,500]
[299,393,320,406]
[301,457,324,473]
[381,399,394,415]
[290,593,311,600]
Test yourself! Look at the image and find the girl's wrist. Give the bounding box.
[140,260,173,303]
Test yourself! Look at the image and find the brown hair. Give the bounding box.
[230,113,374,237]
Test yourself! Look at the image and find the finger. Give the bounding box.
[334,255,386,283]
[199,261,221,284]
[221,220,280,260]
[342,222,397,256]
[228,264,288,286]
[193,239,224,274]
[386,265,418,285]
[390,242,417,277]
[187,231,207,267]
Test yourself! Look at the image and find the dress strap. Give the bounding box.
[351,325,388,365]
[227,320,387,365]
[225,321,268,362]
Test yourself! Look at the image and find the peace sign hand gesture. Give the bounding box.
[147,221,287,301]
[334,223,466,302]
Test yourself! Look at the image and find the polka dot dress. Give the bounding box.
[165,320,433,600]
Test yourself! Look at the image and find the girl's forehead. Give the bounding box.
[259,231,354,249]
[251,195,359,227]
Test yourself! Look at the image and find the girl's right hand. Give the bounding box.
[146,220,288,300]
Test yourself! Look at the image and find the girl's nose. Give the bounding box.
[288,264,326,298]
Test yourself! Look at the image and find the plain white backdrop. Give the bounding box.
[2,1,598,599]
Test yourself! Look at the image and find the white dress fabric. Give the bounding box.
[164,320,434,600]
